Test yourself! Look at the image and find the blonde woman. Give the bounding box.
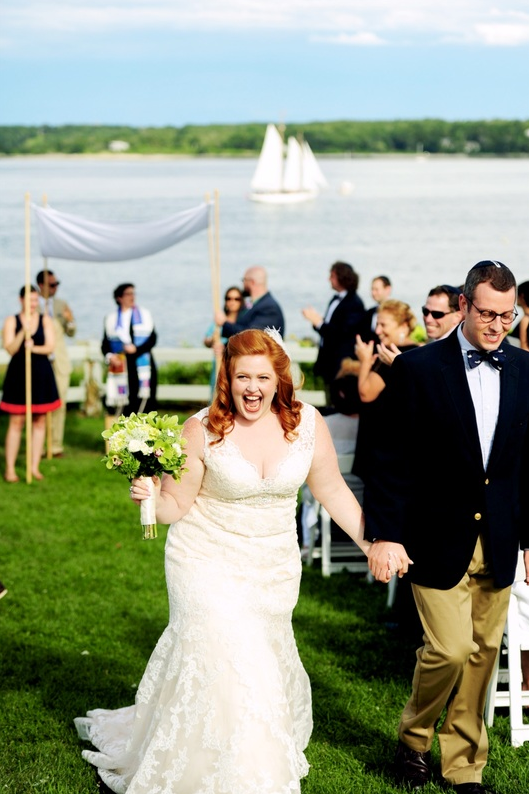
[353,300,418,485]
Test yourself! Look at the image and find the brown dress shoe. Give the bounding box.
[394,739,431,788]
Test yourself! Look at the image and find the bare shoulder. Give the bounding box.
[3,314,15,331]
[313,408,335,451]
[182,415,206,457]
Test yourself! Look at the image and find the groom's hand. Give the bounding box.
[368,540,413,582]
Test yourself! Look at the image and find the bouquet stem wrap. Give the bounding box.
[140,476,157,540]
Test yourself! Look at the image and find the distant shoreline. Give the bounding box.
[2,151,528,160]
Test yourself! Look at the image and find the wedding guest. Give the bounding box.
[204,285,244,395]
[352,299,418,487]
[516,280,529,351]
[102,284,157,416]
[75,328,404,793]
[1,285,61,482]
[215,266,285,337]
[36,269,76,457]
[302,261,365,401]
[422,284,463,341]
[360,274,392,342]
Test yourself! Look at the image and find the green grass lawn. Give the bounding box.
[0,409,528,793]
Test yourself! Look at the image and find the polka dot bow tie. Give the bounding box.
[466,348,506,371]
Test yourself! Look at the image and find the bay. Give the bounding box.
[1,154,528,347]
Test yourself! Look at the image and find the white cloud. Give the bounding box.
[311,32,386,46]
[2,1,529,49]
[475,23,529,45]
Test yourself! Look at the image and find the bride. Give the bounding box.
[75,328,405,793]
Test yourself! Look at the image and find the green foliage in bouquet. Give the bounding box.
[102,411,188,481]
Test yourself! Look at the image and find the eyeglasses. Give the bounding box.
[225,295,242,302]
[48,281,60,287]
[422,306,452,320]
[464,296,518,324]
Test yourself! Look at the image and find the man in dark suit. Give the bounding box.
[365,261,529,794]
[302,261,365,390]
[360,274,392,343]
[215,266,285,338]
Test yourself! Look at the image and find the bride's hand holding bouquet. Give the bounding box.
[102,411,187,539]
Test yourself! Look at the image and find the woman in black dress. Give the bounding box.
[1,285,61,481]
[352,299,419,486]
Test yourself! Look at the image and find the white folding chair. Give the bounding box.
[485,555,529,747]
[305,453,368,577]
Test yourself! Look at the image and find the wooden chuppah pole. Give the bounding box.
[42,193,53,460]
[24,193,33,484]
[205,193,221,388]
[213,190,222,375]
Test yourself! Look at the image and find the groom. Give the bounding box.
[364,261,529,794]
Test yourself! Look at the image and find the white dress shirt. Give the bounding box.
[457,324,501,469]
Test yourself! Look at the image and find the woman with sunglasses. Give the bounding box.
[204,286,244,394]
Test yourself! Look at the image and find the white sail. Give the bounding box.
[250,124,284,192]
[249,124,326,203]
[301,141,328,190]
[282,137,304,192]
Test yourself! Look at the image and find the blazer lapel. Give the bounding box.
[439,332,483,459]
[487,350,520,471]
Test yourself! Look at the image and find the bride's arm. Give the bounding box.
[305,411,370,555]
[131,416,205,524]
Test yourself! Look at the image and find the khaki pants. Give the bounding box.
[399,536,511,785]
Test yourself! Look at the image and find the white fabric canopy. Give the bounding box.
[33,202,210,262]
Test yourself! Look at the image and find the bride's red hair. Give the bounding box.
[206,329,303,444]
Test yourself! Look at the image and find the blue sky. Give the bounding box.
[1,1,529,126]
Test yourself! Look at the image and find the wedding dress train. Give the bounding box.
[75,404,316,793]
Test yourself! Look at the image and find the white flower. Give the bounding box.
[172,442,182,456]
[128,439,152,455]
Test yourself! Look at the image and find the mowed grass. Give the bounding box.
[1,409,528,794]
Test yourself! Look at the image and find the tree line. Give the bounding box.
[1,119,529,156]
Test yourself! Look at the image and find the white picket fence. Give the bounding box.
[0,341,325,407]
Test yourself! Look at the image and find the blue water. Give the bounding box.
[1,155,528,346]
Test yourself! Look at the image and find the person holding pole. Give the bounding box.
[36,268,76,457]
[0,285,61,482]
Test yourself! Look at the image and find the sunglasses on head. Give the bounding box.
[422,306,451,320]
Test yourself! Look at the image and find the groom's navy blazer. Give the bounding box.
[363,327,529,589]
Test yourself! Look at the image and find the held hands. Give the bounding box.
[130,475,161,506]
[368,540,414,583]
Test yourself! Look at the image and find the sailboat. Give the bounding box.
[249,124,328,204]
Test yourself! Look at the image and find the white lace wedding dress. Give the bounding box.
[75,404,315,794]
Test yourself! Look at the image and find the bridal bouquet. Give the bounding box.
[102,411,187,539]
